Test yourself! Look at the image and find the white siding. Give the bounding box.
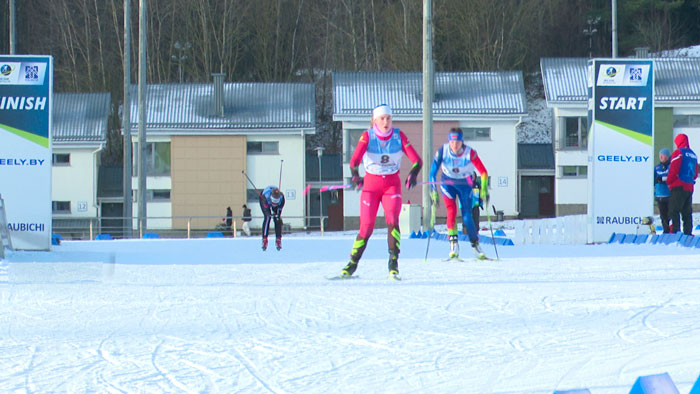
[247,134,306,229]
[52,147,100,218]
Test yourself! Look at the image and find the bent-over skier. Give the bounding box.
[259,186,285,251]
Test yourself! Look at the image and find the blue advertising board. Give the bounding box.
[0,55,53,250]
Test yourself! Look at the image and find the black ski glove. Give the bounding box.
[405,162,421,190]
[350,167,364,191]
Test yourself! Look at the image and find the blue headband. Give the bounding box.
[448,130,463,141]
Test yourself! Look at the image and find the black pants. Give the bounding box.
[261,214,282,239]
[669,187,693,235]
[655,197,670,233]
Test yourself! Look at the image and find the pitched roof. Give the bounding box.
[53,92,110,143]
[127,82,315,131]
[541,57,700,104]
[333,71,527,118]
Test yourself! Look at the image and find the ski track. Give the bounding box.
[2,239,700,393]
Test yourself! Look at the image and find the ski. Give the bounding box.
[442,257,466,262]
[326,274,359,281]
[388,272,402,281]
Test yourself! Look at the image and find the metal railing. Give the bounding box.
[52,215,329,241]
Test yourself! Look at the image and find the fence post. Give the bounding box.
[89,220,94,240]
[233,220,237,238]
[320,216,325,236]
[187,218,191,239]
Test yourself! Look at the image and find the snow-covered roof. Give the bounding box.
[53,92,110,143]
[332,71,527,118]
[127,82,316,132]
[541,57,700,104]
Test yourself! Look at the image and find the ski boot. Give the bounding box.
[262,236,268,251]
[276,237,282,251]
[340,259,359,278]
[448,234,459,259]
[471,240,486,260]
[388,251,400,280]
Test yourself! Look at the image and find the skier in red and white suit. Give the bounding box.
[339,104,422,279]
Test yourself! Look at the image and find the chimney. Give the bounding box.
[635,47,649,58]
[212,73,225,117]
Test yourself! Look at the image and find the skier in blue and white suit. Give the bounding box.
[259,186,285,251]
[429,128,488,259]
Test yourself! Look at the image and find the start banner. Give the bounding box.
[0,55,53,250]
[587,59,654,243]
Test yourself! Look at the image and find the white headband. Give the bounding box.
[372,104,392,118]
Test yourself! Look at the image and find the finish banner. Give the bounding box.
[0,55,53,250]
[587,59,654,243]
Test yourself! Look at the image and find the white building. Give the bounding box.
[541,57,700,215]
[332,71,527,229]
[52,92,110,238]
[125,76,316,235]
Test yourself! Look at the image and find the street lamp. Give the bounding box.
[315,147,325,229]
[583,16,601,58]
[171,41,191,83]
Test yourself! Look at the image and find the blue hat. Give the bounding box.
[448,129,463,141]
[659,148,671,158]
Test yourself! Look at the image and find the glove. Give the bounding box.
[480,176,489,203]
[405,162,421,190]
[350,167,363,191]
[430,190,440,208]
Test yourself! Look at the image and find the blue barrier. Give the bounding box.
[609,233,626,244]
[689,373,700,394]
[554,390,591,394]
[629,372,679,394]
[660,233,681,245]
[622,234,636,244]
[679,234,695,247]
[494,229,506,236]
[51,234,62,245]
[95,233,113,240]
[206,231,225,238]
[143,232,160,239]
[634,234,648,244]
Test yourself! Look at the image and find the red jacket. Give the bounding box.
[667,133,699,192]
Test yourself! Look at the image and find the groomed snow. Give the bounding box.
[1,233,700,393]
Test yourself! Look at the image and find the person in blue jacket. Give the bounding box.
[429,128,489,260]
[654,148,671,233]
[259,186,285,251]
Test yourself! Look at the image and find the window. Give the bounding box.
[462,127,491,140]
[562,117,588,149]
[560,165,587,178]
[52,201,71,213]
[52,153,70,166]
[673,115,700,128]
[150,190,170,201]
[132,189,171,202]
[247,188,260,202]
[247,141,279,155]
[345,129,365,162]
[133,142,171,176]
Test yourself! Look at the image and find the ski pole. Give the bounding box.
[242,170,263,198]
[278,160,284,189]
[424,201,437,262]
[486,203,500,261]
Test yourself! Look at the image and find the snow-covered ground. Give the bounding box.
[2,232,700,393]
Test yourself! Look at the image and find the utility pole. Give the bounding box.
[611,0,618,57]
[137,0,148,236]
[422,0,434,230]
[9,0,16,54]
[123,0,133,237]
